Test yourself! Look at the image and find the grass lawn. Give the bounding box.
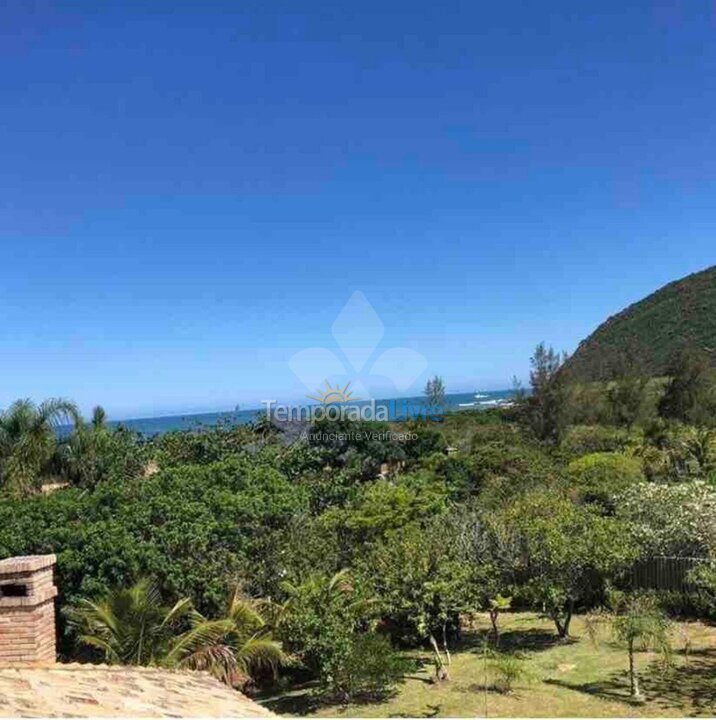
[261,612,716,718]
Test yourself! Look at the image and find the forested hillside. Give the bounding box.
[564,265,716,381]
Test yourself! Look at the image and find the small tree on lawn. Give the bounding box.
[499,492,637,638]
[587,593,672,702]
[361,516,481,682]
[278,569,397,701]
[488,595,512,645]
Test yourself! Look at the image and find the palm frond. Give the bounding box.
[37,398,81,430]
[165,617,233,664]
[236,634,287,677]
[178,643,238,684]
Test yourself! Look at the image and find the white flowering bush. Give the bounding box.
[616,481,716,557]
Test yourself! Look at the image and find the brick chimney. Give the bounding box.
[0,555,57,665]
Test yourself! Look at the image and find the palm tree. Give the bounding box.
[280,568,365,616]
[587,593,672,702]
[682,428,716,475]
[58,406,115,488]
[0,398,80,496]
[65,578,192,666]
[67,579,285,688]
[171,587,286,687]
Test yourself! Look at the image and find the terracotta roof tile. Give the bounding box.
[0,664,273,718]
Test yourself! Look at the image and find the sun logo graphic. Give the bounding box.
[307,380,358,405]
[289,291,428,402]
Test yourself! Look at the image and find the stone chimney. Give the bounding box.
[0,555,57,665]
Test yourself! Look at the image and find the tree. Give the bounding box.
[65,578,193,666]
[59,423,147,488]
[587,593,672,702]
[658,349,716,425]
[0,453,311,636]
[360,515,485,680]
[511,375,526,401]
[424,376,446,410]
[278,569,402,700]
[0,398,80,496]
[169,586,285,688]
[308,418,405,480]
[498,493,636,638]
[488,595,512,645]
[251,412,282,442]
[331,473,449,543]
[607,354,649,428]
[525,343,568,443]
[91,406,108,429]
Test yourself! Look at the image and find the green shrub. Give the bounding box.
[561,425,632,458]
[419,453,478,499]
[567,452,644,512]
[489,651,528,694]
[152,423,256,468]
[278,570,398,701]
[401,421,447,464]
[472,442,560,509]
[469,423,523,449]
[687,563,716,618]
[336,632,410,700]
[0,455,310,645]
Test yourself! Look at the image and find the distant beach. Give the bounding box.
[112,390,515,436]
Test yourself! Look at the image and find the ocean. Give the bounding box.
[112,390,515,436]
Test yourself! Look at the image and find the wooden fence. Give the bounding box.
[630,556,708,592]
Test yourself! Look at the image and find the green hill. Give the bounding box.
[563,265,716,382]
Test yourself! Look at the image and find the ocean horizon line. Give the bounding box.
[108,387,513,424]
[108,389,515,436]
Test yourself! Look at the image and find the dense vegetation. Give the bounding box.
[1,340,716,709]
[563,266,716,382]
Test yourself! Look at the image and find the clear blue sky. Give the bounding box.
[2,1,715,419]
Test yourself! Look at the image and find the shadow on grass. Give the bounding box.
[259,681,405,716]
[465,682,526,697]
[545,656,716,715]
[389,705,441,718]
[259,682,321,717]
[403,673,434,686]
[463,628,569,655]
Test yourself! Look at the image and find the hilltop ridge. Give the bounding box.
[563,265,716,381]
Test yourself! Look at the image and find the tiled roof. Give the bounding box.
[0,664,274,718]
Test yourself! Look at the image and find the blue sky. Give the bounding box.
[2,1,716,418]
